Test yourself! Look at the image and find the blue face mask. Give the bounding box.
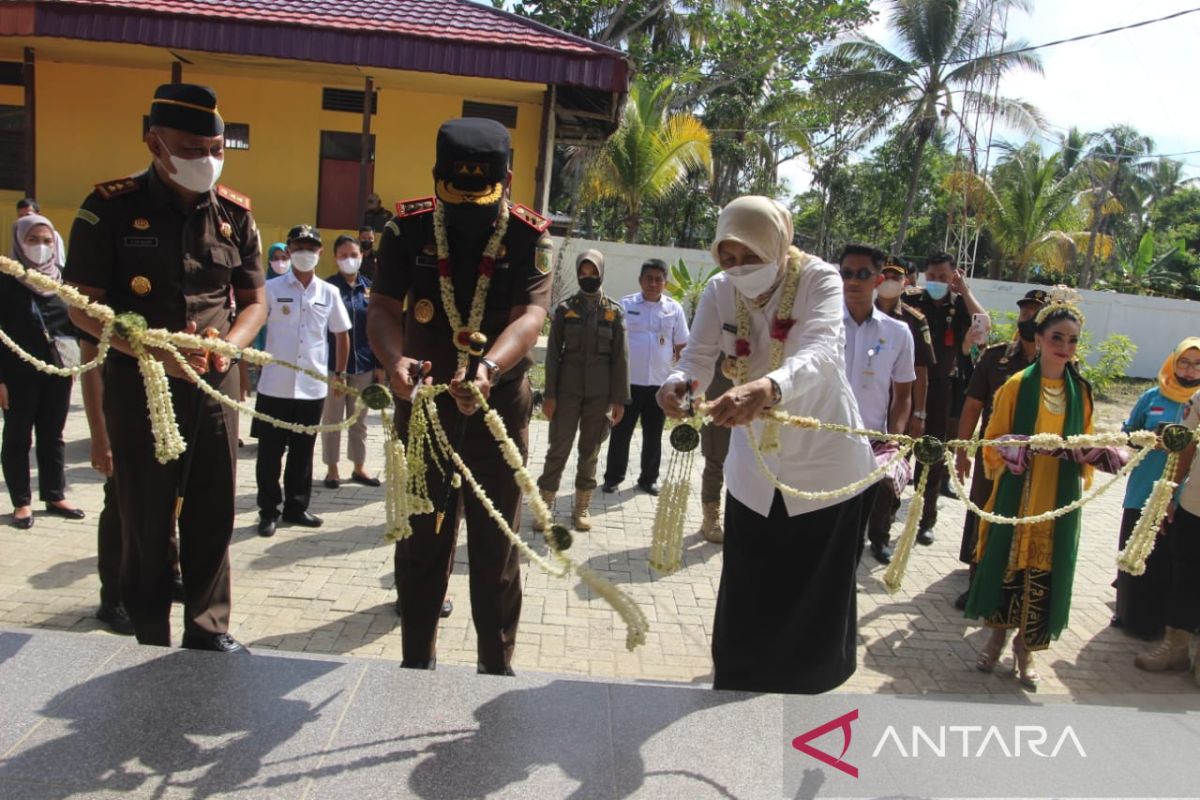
[924,280,949,301]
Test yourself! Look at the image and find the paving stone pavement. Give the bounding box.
[1,384,1196,700]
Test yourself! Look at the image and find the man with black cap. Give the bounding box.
[368,117,554,675]
[535,249,629,532]
[951,288,1046,608]
[253,224,350,537]
[63,83,266,652]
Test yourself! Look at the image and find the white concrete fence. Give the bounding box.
[553,236,1200,380]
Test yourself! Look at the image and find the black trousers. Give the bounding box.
[1,370,71,507]
[603,384,664,487]
[253,394,325,518]
[1166,506,1200,632]
[714,488,868,694]
[1116,507,1170,638]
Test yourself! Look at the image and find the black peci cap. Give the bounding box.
[149,84,224,137]
[286,224,322,245]
[1017,289,1048,308]
[434,117,510,205]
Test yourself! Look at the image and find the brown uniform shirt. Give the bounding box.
[964,339,1034,434]
[543,292,630,405]
[885,300,935,370]
[904,289,969,382]
[373,199,553,385]
[64,166,263,339]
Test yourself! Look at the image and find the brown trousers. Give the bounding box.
[917,377,954,529]
[537,392,611,493]
[104,356,237,646]
[393,376,531,671]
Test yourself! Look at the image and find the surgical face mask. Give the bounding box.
[578,276,602,294]
[23,242,53,266]
[338,257,361,275]
[724,260,780,299]
[160,142,223,194]
[290,250,319,273]
[1017,318,1038,342]
[924,280,949,301]
[876,279,903,300]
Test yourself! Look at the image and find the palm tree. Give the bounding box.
[949,144,1088,281]
[1078,125,1155,288]
[585,76,713,243]
[827,0,1044,254]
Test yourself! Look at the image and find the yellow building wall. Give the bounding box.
[0,46,545,278]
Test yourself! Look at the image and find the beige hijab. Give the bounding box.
[710,195,794,267]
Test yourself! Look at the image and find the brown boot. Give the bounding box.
[572,490,593,532]
[700,500,723,544]
[532,489,556,532]
[1135,627,1192,672]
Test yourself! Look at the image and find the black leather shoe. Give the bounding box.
[636,480,661,497]
[401,658,436,670]
[916,529,935,546]
[257,515,277,537]
[601,481,619,494]
[13,513,33,530]
[97,601,134,635]
[869,542,893,565]
[282,510,323,528]
[323,477,340,489]
[172,575,186,604]
[939,482,957,499]
[954,590,969,611]
[478,663,516,676]
[440,599,453,618]
[350,472,382,487]
[181,632,248,654]
[44,503,86,520]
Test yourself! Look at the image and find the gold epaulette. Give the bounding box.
[216,184,251,210]
[94,177,139,199]
[509,203,550,233]
[395,197,436,218]
[901,302,926,322]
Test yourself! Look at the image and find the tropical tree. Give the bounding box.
[585,76,713,242]
[826,0,1044,254]
[1098,230,1187,296]
[1077,124,1154,288]
[948,144,1088,281]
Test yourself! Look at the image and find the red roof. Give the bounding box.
[6,0,630,92]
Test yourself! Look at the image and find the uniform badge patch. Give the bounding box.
[604,309,616,322]
[414,298,436,324]
[281,305,291,316]
[132,218,150,231]
[535,245,553,275]
[75,208,100,226]
[130,276,152,296]
[220,222,233,239]
[422,242,437,256]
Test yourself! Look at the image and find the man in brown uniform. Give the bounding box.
[903,253,985,545]
[367,117,553,675]
[535,249,629,532]
[64,84,266,652]
[951,288,1046,608]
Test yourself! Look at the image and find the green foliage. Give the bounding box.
[1079,333,1137,397]
[665,258,720,322]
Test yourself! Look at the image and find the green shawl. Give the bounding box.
[965,361,1084,639]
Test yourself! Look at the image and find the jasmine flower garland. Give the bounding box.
[433,201,509,370]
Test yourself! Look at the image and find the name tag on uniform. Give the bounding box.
[416,256,437,268]
[722,323,737,334]
[123,236,158,248]
[315,301,328,308]
[628,310,641,315]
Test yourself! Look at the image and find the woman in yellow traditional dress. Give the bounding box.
[965,298,1093,691]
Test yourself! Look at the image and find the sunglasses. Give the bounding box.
[840,267,876,282]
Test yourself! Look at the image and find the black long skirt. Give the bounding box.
[712,488,868,695]
[1115,507,1170,640]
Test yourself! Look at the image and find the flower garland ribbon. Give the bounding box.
[432,201,509,369]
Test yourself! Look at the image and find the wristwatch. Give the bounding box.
[480,357,502,384]
[767,377,783,406]
[912,410,928,420]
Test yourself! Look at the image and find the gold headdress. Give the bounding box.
[1034,284,1085,327]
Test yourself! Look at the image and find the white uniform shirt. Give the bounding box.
[258,271,351,401]
[622,292,689,386]
[670,257,875,517]
[843,304,916,434]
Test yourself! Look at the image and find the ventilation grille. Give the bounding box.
[322,88,377,114]
[462,101,517,129]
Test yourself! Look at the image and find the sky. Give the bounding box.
[778,0,1200,195]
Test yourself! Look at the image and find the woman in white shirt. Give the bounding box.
[659,196,875,694]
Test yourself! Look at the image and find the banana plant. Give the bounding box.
[665,258,720,323]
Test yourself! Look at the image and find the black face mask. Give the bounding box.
[359,240,373,252]
[1179,375,1200,388]
[442,201,500,233]
[578,276,602,294]
[1017,319,1037,342]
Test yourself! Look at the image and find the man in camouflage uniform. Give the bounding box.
[535,249,629,532]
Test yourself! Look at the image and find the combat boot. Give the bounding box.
[532,489,556,532]
[1134,626,1192,672]
[701,500,724,544]
[572,490,593,532]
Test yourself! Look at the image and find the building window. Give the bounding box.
[141,116,250,150]
[0,62,22,86]
[462,101,518,129]
[322,88,377,114]
[0,105,26,191]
